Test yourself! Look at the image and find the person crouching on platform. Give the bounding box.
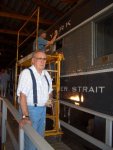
[17,51,53,150]
[33,29,58,52]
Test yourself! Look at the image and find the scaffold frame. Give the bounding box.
[15,7,63,137]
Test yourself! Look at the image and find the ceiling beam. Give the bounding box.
[0,59,15,64]
[0,39,16,46]
[0,29,30,36]
[61,0,79,3]
[0,50,15,55]
[33,0,63,16]
[0,11,54,25]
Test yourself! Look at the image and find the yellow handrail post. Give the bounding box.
[36,7,40,51]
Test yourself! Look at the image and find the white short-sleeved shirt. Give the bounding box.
[17,65,53,106]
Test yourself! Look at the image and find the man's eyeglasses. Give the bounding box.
[34,57,47,61]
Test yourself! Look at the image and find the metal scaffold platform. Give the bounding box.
[14,7,64,137]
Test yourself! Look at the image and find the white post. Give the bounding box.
[0,99,1,112]
[0,99,2,126]
[68,107,71,124]
[19,128,24,150]
[105,119,112,147]
[2,101,7,144]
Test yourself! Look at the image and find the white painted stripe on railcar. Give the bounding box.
[61,68,113,77]
[56,3,113,41]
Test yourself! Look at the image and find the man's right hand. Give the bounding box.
[19,118,32,128]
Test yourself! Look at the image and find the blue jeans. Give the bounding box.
[24,106,46,150]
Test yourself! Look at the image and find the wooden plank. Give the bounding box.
[0,11,54,25]
[33,0,63,16]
